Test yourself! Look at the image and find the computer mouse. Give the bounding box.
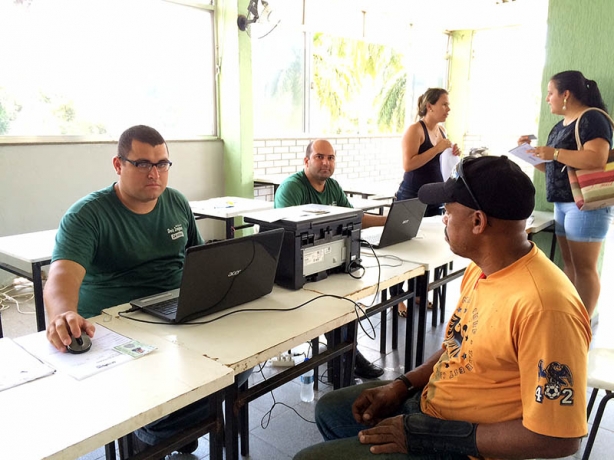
[66,334,92,354]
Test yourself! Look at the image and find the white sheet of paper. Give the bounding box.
[15,325,140,381]
[0,337,55,391]
[508,143,551,165]
[440,147,459,181]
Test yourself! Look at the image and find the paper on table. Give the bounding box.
[0,337,55,392]
[14,325,150,380]
[508,143,551,166]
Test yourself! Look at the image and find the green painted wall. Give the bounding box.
[218,0,254,199]
[533,0,614,272]
[535,0,614,211]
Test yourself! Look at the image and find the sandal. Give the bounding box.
[414,298,434,309]
[398,308,408,318]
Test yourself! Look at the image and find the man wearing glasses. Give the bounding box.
[294,155,590,460]
[43,125,207,456]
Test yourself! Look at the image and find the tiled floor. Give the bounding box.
[2,229,614,459]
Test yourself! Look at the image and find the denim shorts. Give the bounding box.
[554,202,613,242]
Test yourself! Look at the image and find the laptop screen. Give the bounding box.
[171,228,283,322]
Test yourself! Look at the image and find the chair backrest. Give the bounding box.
[587,348,614,391]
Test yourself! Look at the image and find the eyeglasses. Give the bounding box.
[450,156,483,211]
[120,157,172,172]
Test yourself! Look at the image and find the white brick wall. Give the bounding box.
[253,135,403,202]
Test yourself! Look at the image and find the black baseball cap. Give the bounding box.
[418,155,535,220]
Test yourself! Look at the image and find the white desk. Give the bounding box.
[103,287,360,460]
[527,210,556,260]
[0,229,57,332]
[347,196,391,215]
[253,174,289,194]
[340,180,398,200]
[0,316,233,460]
[190,196,273,239]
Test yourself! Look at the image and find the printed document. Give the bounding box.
[15,325,155,380]
[509,143,551,166]
[0,337,55,391]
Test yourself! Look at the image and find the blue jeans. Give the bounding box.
[294,381,468,460]
[136,368,253,445]
[554,202,613,242]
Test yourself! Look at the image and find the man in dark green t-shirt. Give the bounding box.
[275,139,386,379]
[43,125,237,456]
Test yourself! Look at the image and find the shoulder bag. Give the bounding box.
[567,107,614,210]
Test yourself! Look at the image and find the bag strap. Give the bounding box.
[574,107,614,150]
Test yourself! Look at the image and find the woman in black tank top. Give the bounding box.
[394,88,460,317]
[395,88,460,217]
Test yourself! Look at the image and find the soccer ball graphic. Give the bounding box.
[544,383,561,399]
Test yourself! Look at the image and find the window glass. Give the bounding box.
[0,0,215,139]
[310,34,408,135]
[252,26,305,135]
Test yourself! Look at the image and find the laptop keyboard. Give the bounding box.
[360,228,382,246]
[148,298,179,316]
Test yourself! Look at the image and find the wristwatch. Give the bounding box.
[553,149,560,161]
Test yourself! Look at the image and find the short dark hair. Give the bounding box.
[305,140,315,159]
[117,125,167,159]
[550,71,608,112]
[416,88,448,118]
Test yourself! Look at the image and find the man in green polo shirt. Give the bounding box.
[275,139,386,379]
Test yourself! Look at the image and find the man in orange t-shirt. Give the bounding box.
[294,155,590,460]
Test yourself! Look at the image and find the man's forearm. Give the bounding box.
[405,348,444,388]
[362,213,387,229]
[476,419,581,459]
[44,261,85,320]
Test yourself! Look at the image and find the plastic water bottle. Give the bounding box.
[300,359,314,402]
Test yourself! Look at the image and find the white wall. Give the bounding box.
[253,135,403,201]
[0,140,226,239]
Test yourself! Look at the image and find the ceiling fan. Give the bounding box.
[237,0,280,39]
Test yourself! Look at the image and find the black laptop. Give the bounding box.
[130,228,284,323]
[360,198,427,249]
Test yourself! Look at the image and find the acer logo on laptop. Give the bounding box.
[228,269,242,277]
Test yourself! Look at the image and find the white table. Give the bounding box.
[0,316,233,460]
[0,229,57,332]
[190,196,273,239]
[340,179,398,200]
[253,174,289,194]
[527,210,556,260]
[103,287,360,460]
[347,196,391,215]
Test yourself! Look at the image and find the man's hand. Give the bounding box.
[352,380,407,426]
[46,311,95,352]
[358,415,407,454]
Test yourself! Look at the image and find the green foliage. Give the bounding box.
[311,33,407,134]
[377,72,406,133]
[0,89,21,135]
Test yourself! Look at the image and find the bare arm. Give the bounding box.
[44,259,95,351]
[531,138,610,170]
[360,413,580,458]
[362,213,387,229]
[402,123,451,172]
[476,419,580,459]
[352,348,444,425]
